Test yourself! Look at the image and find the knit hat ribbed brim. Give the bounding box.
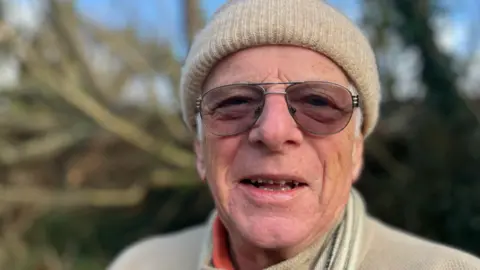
[180,0,381,137]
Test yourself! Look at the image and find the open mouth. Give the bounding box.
[240,178,307,191]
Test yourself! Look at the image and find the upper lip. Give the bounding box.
[239,174,308,185]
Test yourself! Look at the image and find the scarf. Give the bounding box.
[197,188,366,270]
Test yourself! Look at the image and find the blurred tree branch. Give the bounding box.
[0,1,205,268]
[185,0,205,48]
[48,0,110,106]
[5,0,196,169]
[0,187,146,207]
[0,130,88,166]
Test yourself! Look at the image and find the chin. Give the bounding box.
[232,212,313,249]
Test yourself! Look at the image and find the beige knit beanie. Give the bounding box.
[180,0,381,137]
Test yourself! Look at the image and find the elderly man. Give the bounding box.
[108,0,480,269]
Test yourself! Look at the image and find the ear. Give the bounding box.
[351,136,364,183]
[194,140,207,182]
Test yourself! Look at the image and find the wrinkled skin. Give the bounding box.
[194,45,364,269]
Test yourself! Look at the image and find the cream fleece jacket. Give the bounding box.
[108,213,480,269]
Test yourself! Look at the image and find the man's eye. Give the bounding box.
[304,95,330,106]
[216,97,251,108]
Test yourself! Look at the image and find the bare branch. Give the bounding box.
[0,187,146,207]
[20,34,194,169]
[48,0,109,105]
[185,0,204,47]
[0,130,88,165]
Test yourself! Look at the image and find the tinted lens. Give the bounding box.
[286,82,354,135]
[200,85,264,136]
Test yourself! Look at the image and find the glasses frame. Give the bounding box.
[195,81,360,136]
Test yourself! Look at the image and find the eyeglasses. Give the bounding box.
[196,81,360,136]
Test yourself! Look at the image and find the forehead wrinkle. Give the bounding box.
[205,49,350,91]
[236,69,300,87]
[208,66,282,89]
[310,58,349,84]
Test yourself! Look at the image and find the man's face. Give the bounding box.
[195,46,364,250]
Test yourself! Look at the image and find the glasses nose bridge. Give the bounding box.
[259,83,297,112]
[260,86,289,110]
[260,83,289,103]
[258,86,296,122]
[259,82,292,94]
[264,90,287,96]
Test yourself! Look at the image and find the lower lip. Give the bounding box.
[238,184,307,204]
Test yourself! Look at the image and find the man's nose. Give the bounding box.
[248,93,304,152]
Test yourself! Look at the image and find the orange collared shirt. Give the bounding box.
[212,217,235,270]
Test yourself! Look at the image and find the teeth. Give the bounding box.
[249,179,302,186]
[259,186,292,191]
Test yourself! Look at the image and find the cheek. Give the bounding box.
[312,137,354,201]
[205,137,240,175]
[316,133,354,172]
[328,142,353,179]
[204,136,243,202]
